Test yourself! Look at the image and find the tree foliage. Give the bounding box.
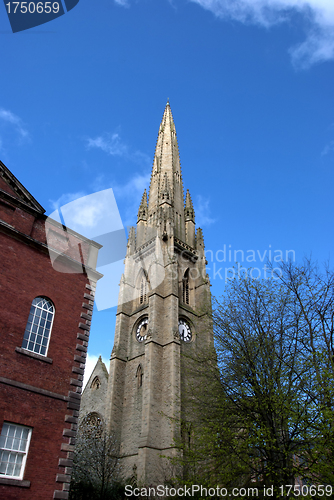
[69,413,123,500]
[276,260,334,486]
[175,260,334,499]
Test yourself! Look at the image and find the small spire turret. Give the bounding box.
[196,227,205,256]
[184,189,195,223]
[126,227,136,256]
[137,189,148,223]
[184,189,195,247]
[137,189,148,247]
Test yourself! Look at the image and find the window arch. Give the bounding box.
[80,412,104,438]
[22,297,55,356]
[182,269,190,305]
[91,376,101,390]
[139,272,149,305]
[136,364,143,388]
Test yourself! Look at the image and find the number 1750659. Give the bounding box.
[279,485,333,497]
[5,2,60,14]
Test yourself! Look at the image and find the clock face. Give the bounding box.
[136,317,148,342]
[178,319,192,342]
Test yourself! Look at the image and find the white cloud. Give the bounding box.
[113,171,151,227]
[289,24,334,68]
[83,354,109,389]
[84,130,151,226]
[50,191,86,211]
[86,132,128,157]
[321,139,334,155]
[86,131,151,166]
[49,166,150,234]
[189,0,334,68]
[113,171,150,199]
[115,0,130,5]
[49,189,123,239]
[194,195,216,227]
[0,108,29,140]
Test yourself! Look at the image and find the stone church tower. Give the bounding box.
[80,102,213,485]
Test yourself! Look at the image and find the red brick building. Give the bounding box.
[0,160,102,499]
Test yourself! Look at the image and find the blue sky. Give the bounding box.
[1,0,334,384]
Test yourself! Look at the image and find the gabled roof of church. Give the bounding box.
[0,160,45,214]
[82,355,109,395]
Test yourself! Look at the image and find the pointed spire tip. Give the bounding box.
[140,188,148,205]
[185,189,194,208]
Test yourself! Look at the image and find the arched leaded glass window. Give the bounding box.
[22,297,55,356]
[182,269,190,305]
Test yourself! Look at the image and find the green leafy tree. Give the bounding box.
[275,260,334,486]
[174,261,334,499]
[212,277,311,495]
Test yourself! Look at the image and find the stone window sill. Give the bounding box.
[0,477,31,488]
[15,347,53,364]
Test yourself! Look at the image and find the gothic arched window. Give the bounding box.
[182,269,190,305]
[80,412,104,438]
[91,376,101,390]
[139,276,148,305]
[22,297,55,356]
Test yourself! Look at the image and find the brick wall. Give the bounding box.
[0,180,101,499]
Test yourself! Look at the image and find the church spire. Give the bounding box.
[147,101,185,238]
[82,105,213,487]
